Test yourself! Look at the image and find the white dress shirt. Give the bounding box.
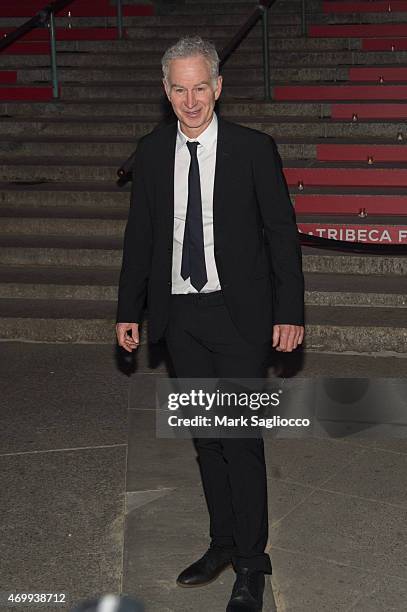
[172,112,221,294]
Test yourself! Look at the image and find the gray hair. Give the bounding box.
[161,36,219,86]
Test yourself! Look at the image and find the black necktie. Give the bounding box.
[181,141,208,292]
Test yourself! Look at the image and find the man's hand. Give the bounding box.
[116,322,140,352]
[272,324,304,352]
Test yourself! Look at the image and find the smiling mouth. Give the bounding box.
[185,110,201,117]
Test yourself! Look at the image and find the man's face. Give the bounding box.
[163,54,222,138]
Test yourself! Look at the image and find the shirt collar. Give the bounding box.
[176,112,218,151]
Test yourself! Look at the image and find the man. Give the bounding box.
[116,36,304,612]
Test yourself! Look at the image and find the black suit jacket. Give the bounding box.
[116,116,304,344]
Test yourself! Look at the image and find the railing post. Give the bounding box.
[261,6,271,100]
[49,10,59,99]
[301,0,307,37]
[117,0,124,39]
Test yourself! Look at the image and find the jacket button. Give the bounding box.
[223,283,228,289]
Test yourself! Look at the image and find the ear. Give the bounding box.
[163,78,171,101]
[214,75,223,101]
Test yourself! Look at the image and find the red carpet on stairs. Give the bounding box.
[274,84,407,100]
[0,86,55,101]
[0,1,154,18]
[0,71,17,83]
[295,194,407,215]
[349,67,407,81]
[324,1,407,13]
[0,28,122,42]
[309,24,407,37]
[0,42,51,55]
[292,0,407,244]
[285,167,407,187]
[363,38,407,50]
[0,1,152,101]
[331,102,407,119]
[317,144,407,162]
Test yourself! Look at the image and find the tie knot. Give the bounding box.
[186,140,199,156]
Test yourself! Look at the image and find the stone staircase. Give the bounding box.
[0,0,406,355]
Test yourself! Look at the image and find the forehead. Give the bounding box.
[166,54,212,83]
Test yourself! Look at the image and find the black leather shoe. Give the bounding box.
[176,545,233,587]
[226,568,265,611]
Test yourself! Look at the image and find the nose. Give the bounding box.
[185,89,196,108]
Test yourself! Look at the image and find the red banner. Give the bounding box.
[298,223,407,244]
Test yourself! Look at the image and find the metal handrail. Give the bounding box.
[219,0,277,101]
[0,0,124,98]
[0,0,76,52]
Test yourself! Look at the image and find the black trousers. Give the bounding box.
[164,290,272,574]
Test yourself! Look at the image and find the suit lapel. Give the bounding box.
[213,117,234,232]
[157,121,177,243]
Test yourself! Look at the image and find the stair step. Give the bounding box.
[0,19,300,34]
[304,305,407,353]
[331,102,407,119]
[0,298,405,351]
[6,99,407,122]
[349,67,407,81]
[285,165,407,188]
[0,2,153,18]
[274,84,407,101]
[363,38,407,51]
[316,143,407,161]
[5,215,404,241]
[8,65,350,84]
[0,234,405,275]
[301,247,407,275]
[186,0,313,4]
[0,100,329,118]
[0,86,55,101]
[55,37,361,52]
[0,158,122,181]
[1,42,51,55]
[295,193,407,215]
[0,217,126,236]
[0,71,17,83]
[161,3,254,15]
[305,272,407,307]
[0,297,117,343]
[0,138,139,159]
[3,49,407,67]
[4,158,407,186]
[0,181,129,208]
[3,115,407,140]
[0,27,121,42]
[309,23,407,37]
[0,265,119,300]
[0,137,320,161]
[0,266,405,309]
[324,1,407,13]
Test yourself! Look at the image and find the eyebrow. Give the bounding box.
[171,81,210,89]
